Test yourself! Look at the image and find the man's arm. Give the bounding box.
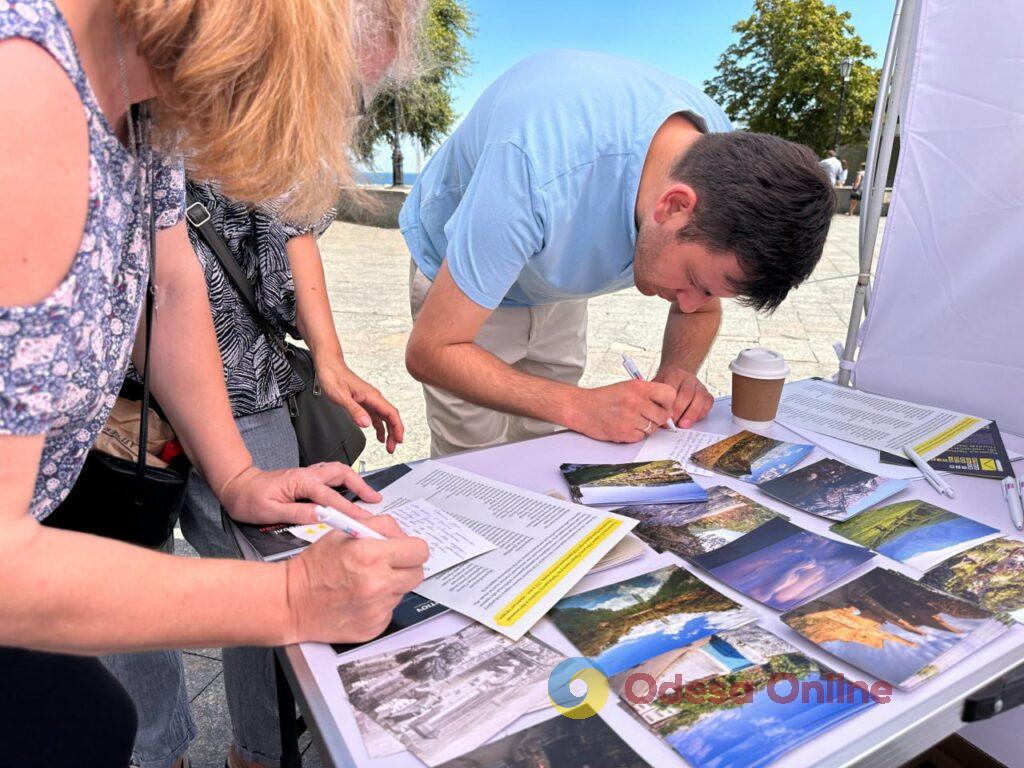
[653,299,721,427]
[406,262,677,443]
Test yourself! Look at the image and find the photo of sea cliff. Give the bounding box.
[690,431,813,484]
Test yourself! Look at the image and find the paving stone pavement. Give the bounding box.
[176,212,882,767]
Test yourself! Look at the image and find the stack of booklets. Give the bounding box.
[782,568,1011,689]
[609,624,877,768]
[560,460,708,505]
[879,422,1016,479]
[758,457,909,521]
[690,518,874,611]
[689,431,813,484]
[616,485,783,558]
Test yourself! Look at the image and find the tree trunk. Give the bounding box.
[391,132,404,187]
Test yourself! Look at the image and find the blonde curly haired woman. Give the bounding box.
[0,1,424,766]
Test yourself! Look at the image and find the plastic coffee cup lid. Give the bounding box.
[729,347,790,380]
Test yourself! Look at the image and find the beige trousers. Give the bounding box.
[409,261,588,457]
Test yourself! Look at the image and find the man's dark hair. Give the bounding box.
[670,132,834,312]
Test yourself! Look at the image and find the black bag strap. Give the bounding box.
[184,191,289,356]
[135,131,156,492]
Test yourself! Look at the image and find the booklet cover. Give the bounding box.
[879,422,1014,479]
[829,499,1000,571]
[689,431,813,484]
[782,568,1011,689]
[560,460,708,506]
[547,564,756,677]
[691,518,874,611]
[338,624,564,767]
[758,457,909,521]
[616,485,783,559]
[235,463,413,561]
[330,591,449,655]
[435,714,653,768]
[611,625,876,768]
[921,538,1024,623]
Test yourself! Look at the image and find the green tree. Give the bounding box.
[354,0,473,184]
[705,0,880,152]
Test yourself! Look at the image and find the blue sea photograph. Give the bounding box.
[547,565,755,677]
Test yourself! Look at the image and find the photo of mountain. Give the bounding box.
[547,565,756,677]
[922,538,1024,622]
[560,460,708,505]
[759,457,909,521]
[690,431,813,484]
[829,500,1000,571]
[616,486,782,558]
[692,518,874,611]
[611,624,876,768]
[782,568,1010,689]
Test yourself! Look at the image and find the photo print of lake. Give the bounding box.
[612,624,875,768]
[758,457,909,521]
[689,431,813,484]
[560,460,708,505]
[922,537,1024,623]
[782,568,1011,689]
[436,713,653,768]
[616,485,783,558]
[691,517,874,611]
[547,565,756,677]
[829,500,1000,571]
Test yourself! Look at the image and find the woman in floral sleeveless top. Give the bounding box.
[0,1,426,765]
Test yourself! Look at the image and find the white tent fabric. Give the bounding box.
[853,0,1024,437]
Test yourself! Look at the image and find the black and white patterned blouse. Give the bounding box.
[185,181,332,418]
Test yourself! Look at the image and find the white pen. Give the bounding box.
[901,444,955,498]
[621,354,677,430]
[314,505,386,540]
[1002,477,1024,531]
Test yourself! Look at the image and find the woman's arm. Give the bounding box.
[288,232,404,453]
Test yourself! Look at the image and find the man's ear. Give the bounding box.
[652,183,697,226]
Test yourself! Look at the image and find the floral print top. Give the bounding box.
[0,0,185,519]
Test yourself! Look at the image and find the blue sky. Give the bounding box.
[369,0,896,172]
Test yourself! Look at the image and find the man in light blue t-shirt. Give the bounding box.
[403,50,834,456]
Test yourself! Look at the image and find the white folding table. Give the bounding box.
[237,395,1024,768]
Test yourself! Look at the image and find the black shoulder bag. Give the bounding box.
[44,156,190,548]
[184,194,366,467]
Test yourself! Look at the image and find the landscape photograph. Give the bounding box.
[651,647,875,768]
[830,500,1000,571]
[616,485,781,558]
[759,457,909,521]
[782,568,1008,689]
[922,538,1024,622]
[690,431,813,484]
[560,460,708,505]
[547,565,756,677]
[692,518,874,611]
[436,714,652,768]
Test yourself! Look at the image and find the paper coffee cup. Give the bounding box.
[729,348,789,430]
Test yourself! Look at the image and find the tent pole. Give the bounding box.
[838,0,915,386]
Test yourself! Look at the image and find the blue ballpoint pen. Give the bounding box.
[621,354,677,430]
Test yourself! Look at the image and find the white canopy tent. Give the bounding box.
[837,0,1024,762]
[839,0,1024,438]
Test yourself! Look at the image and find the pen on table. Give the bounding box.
[314,505,386,540]
[1001,476,1024,531]
[901,444,955,498]
[621,354,677,430]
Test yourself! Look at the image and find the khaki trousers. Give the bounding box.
[409,261,588,457]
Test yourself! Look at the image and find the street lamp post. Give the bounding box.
[832,56,855,151]
[391,94,404,187]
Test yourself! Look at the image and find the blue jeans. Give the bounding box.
[104,406,300,768]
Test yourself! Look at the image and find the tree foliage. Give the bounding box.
[705,0,880,151]
[353,0,473,166]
